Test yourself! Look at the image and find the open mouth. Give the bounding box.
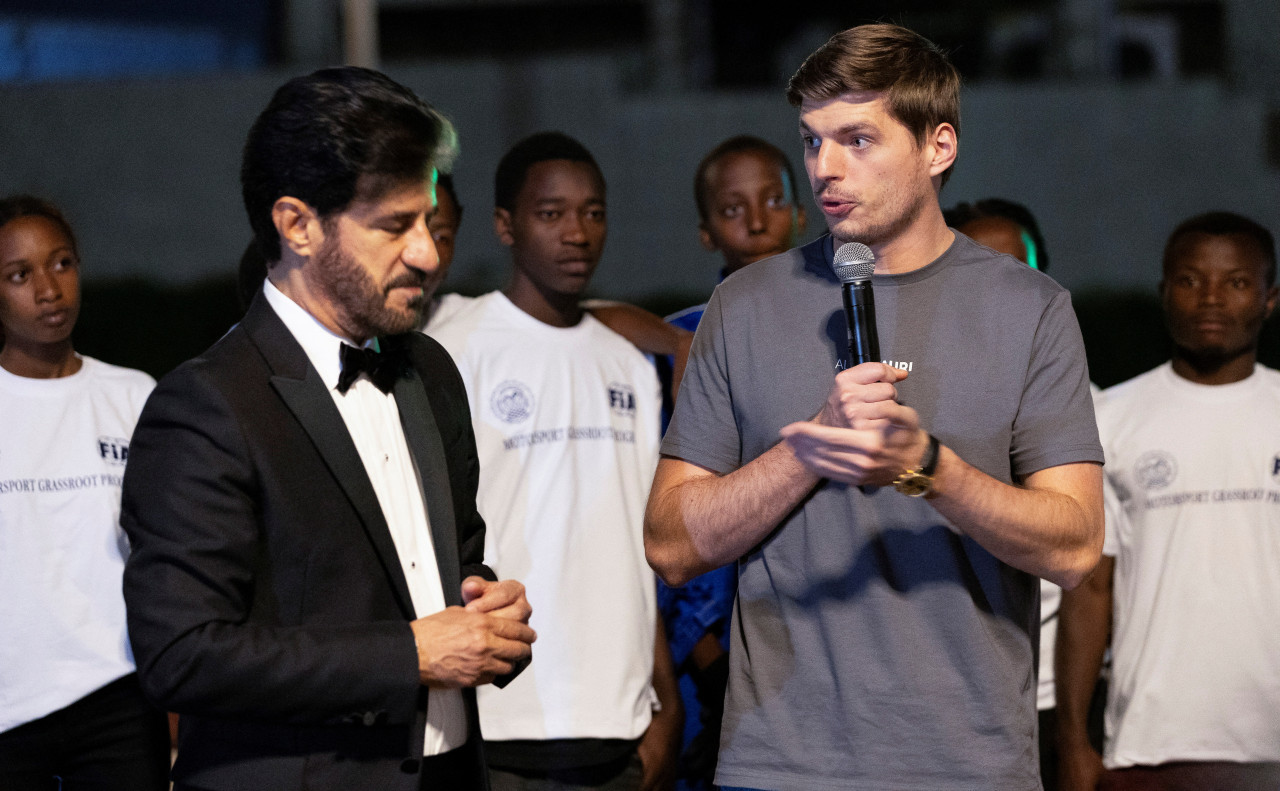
[818,195,856,217]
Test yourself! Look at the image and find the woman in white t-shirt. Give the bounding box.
[0,196,168,790]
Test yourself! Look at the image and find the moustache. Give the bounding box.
[384,272,427,293]
[816,190,856,203]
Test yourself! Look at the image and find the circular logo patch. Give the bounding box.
[1134,450,1177,490]
[491,380,534,424]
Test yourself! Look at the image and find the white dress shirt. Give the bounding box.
[264,279,466,755]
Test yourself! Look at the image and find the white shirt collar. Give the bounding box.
[262,277,373,391]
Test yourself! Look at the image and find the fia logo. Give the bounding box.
[491,381,535,424]
[608,382,636,417]
[98,436,130,466]
[1134,450,1177,490]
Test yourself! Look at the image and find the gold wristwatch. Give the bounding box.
[893,433,940,498]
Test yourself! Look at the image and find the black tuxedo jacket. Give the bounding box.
[122,292,493,790]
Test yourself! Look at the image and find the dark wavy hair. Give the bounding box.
[494,131,602,211]
[241,66,457,262]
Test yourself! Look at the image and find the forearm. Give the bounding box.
[1055,556,1114,745]
[585,301,691,357]
[638,617,682,791]
[927,448,1103,589]
[644,445,819,586]
[649,618,682,740]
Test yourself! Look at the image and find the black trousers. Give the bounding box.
[0,674,170,791]
[171,739,484,791]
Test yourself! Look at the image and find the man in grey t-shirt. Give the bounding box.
[644,23,1104,791]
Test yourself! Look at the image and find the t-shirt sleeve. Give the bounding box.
[660,289,741,475]
[1010,289,1104,477]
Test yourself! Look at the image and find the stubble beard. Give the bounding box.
[315,239,425,340]
[830,182,932,249]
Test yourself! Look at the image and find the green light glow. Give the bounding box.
[1020,229,1039,270]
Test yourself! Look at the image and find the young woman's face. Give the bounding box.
[0,215,81,351]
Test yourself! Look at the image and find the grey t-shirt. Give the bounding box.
[662,233,1102,791]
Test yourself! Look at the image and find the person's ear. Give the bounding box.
[925,123,958,180]
[494,207,515,247]
[698,223,718,253]
[272,197,324,258]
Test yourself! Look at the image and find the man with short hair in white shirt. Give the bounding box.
[1056,211,1280,791]
[429,131,681,791]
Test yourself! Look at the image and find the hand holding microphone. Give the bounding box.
[779,242,930,489]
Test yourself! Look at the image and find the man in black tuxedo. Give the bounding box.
[120,67,535,791]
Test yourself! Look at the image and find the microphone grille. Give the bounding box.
[832,242,875,283]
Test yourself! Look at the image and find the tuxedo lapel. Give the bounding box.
[392,361,462,607]
[241,294,417,619]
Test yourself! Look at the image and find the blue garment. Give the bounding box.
[659,301,735,791]
[665,303,706,336]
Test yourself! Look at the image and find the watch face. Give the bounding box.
[895,472,932,497]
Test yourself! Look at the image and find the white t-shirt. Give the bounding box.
[1097,362,1280,767]
[0,356,155,733]
[428,291,662,742]
[421,292,473,334]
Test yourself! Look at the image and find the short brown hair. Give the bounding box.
[787,24,960,183]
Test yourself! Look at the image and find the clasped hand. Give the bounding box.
[780,362,928,487]
[411,577,536,688]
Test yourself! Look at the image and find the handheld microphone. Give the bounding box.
[832,242,879,366]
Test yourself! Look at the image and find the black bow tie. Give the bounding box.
[337,342,407,394]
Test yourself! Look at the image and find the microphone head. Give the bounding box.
[832,242,875,283]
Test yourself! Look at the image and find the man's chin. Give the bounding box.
[360,304,425,337]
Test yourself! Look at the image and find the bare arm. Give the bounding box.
[584,301,693,358]
[778,362,1103,590]
[1055,555,1114,791]
[638,617,682,791]
[929,454,1103,590]
[646,364,908,587]
[645,445,820,587]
